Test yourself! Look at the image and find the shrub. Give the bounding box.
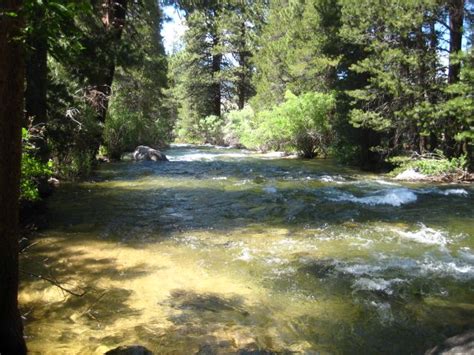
[21,128,53,201]
[223,106,255,147]
[231,91,335,157]
[388,152,467,176]
[198,115,225,145]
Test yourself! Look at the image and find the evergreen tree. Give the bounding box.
[105,0,171,158]
[252,0,339,110]
[0,0,28,352]
[340,0,472,161]
[169,1,262,142]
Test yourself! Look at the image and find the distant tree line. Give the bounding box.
[168,0,473,170]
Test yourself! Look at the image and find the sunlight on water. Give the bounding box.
[20,145,474,354]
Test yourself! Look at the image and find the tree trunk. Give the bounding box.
[445,0,464,157]
[25,1,49,163]
[237,52,247,110]
[212,49,222,117]
[237,21,247,110]
[0,0,28,353]
[210,12,222,117]
[448,0,464,84]
[88,0,128,149]
[95,0,127,123]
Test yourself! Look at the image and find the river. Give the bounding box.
[20,144,474,354]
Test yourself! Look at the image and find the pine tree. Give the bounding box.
[0,0,28,352]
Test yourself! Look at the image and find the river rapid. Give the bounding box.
[20,144,474,354]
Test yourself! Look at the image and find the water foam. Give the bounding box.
[459,248,474,263]
[329,188,417,206]
[235,248,253,261]
[338,256,474,281]
[352,277,404,295]
[319,175,346,183]
[397,224,449,246]
[418,187,470,196]
[169,152,249,162]
[263,186,278,194]
[419,260,474,278]
[441,188,469,196]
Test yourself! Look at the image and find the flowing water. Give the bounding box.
[20,145,474,354]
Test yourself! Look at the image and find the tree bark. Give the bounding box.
[237,21,247,110]
[211,42,222,117]
[448,0,464,84]
[25,1,49,163]
[96,0,127,124]
[88,0,128,150]
[0,0,28,353]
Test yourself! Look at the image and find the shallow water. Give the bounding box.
[20,145,474,354]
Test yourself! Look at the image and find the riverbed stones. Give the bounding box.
[133,145,168,162]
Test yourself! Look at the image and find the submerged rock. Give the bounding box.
[300,259,337,278]
[133,145,168,162]
[394,168,427,181]
[425,330,474,354]
[105,345,153,355]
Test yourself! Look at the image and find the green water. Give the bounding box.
[20,145,474,354]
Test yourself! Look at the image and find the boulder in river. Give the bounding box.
[394,168,428,181]
[425,330,474,354]
[133,145,168,162]
[105,345,153,355]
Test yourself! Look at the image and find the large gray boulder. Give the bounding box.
[425,330,474,354]
[133,145,168,162]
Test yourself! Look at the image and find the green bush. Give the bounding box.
[229,91,335,157]
[21,128,53,201]
[388,153,467,176]
[223,106,254,147]
[198,115,225,145]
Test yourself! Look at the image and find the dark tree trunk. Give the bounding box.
[237,21,248,110]
[360,129,382,170]
[25,1,49,163]
[237,52,247,110]
[429,19,438,72]
[445,0,464,157]
[0,0,28,353]
[88,0,128,149]
[448,0,464,84]
[95,0,128,123]
[212,47,222,117]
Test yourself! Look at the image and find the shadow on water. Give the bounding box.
[21,244,149,324]
[147,286,474,354]
[153,289,315,354]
